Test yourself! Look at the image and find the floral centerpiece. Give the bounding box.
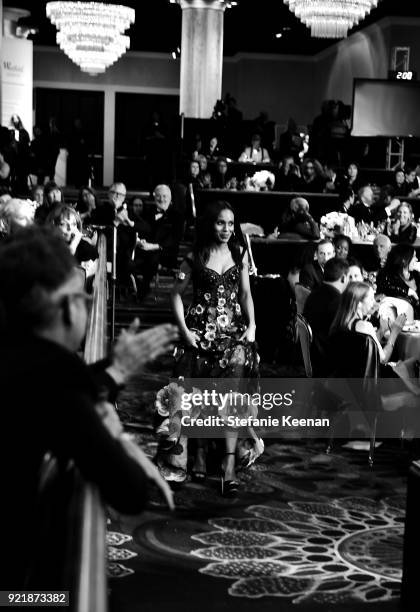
[244,170,275,191]
[320,211,357,239]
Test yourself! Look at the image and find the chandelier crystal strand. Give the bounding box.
[284,0,379,38]
[46,2,135,75]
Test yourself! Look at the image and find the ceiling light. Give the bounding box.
[284,0,379,38]
[46,1,135,75]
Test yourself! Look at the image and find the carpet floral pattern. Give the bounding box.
[192,496,404,604]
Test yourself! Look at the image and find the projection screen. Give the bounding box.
[351,79,420,138]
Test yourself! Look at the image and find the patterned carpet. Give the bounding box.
[107,366,409,612]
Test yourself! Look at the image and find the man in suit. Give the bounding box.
[364,234,392,273]
[135,184,184,299]
[350,185,399,224]
[300,239,335,290]
[0,226,177,587]
[303,257,349,376]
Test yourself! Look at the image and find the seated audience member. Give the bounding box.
[342,162,361,193]
[350,185,399,225]
[135,184,184,299]
[239,133,271,164]
[0,198,35,238]
[91,181,126,226]
[404,165,420,197]
[300,158,326,193]
[389,202,417,244]
[46,204,98,277]
[299,239,335,290]
[303,257,349,375]
[196,155,212,188]
[90,182,138,296]
[206,136,221,160]
[333,234,352,260]
[279,118,303,161]
[377,184,399,211]
[323,163,341,193]
[212,156,230,189]
[0,150,11,188]
[127,196,151,239]
[32,185,44,208]
[0,226,178,588]
[278,197,320,239]
[377,244,420,314]
[364,234,392,273]
[276,156,302,191]
[393,168,411,198]
[330,281,405,364]
[185,159,203,188]
[338,187,355,213]
[197,154,208,173]
[35,182,64,224]
[347,257,364,283]
[75,186,98,223]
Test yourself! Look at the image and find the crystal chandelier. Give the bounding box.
[46,2,135,75]
[284,0,379,38]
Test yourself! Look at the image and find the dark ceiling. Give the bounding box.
[10,0,420,56]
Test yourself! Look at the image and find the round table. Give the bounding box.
[394,331,420,361]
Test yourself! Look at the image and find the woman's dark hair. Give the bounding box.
[338,187,355,205]
[193,200,245,268]
[383,243,415,277]
[347,161,359,171]
[333,233,352,253]
[76,185,98,214]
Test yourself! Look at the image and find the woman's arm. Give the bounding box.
[170,255,199,347]
[356,316,405,364]
[239,250,256,342]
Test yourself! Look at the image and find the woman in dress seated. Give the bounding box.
[376,244,420,315]
[389,202,417,244]
[160,201,260,496]
[330,282,405,365]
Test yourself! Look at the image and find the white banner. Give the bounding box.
[1,37,33,136]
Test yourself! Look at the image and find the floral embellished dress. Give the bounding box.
[174,259,259,381]
[155,258,260,482]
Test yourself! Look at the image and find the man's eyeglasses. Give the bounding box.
[110,190,126,199]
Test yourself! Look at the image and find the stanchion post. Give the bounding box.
[110,225,117,342]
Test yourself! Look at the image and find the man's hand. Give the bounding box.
[69,229,83,255]
[108,319,179,384]
[115,206,133,227]
[137,238,159,251]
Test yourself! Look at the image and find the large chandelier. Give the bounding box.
[46,2,135,75]
[284,0,379,38]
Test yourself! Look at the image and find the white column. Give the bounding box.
[177,0,227,118]
[103,88,115,186]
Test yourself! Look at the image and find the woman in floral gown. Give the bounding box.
[156,201,260,496]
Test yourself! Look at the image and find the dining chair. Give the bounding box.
[295,283,311,315]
